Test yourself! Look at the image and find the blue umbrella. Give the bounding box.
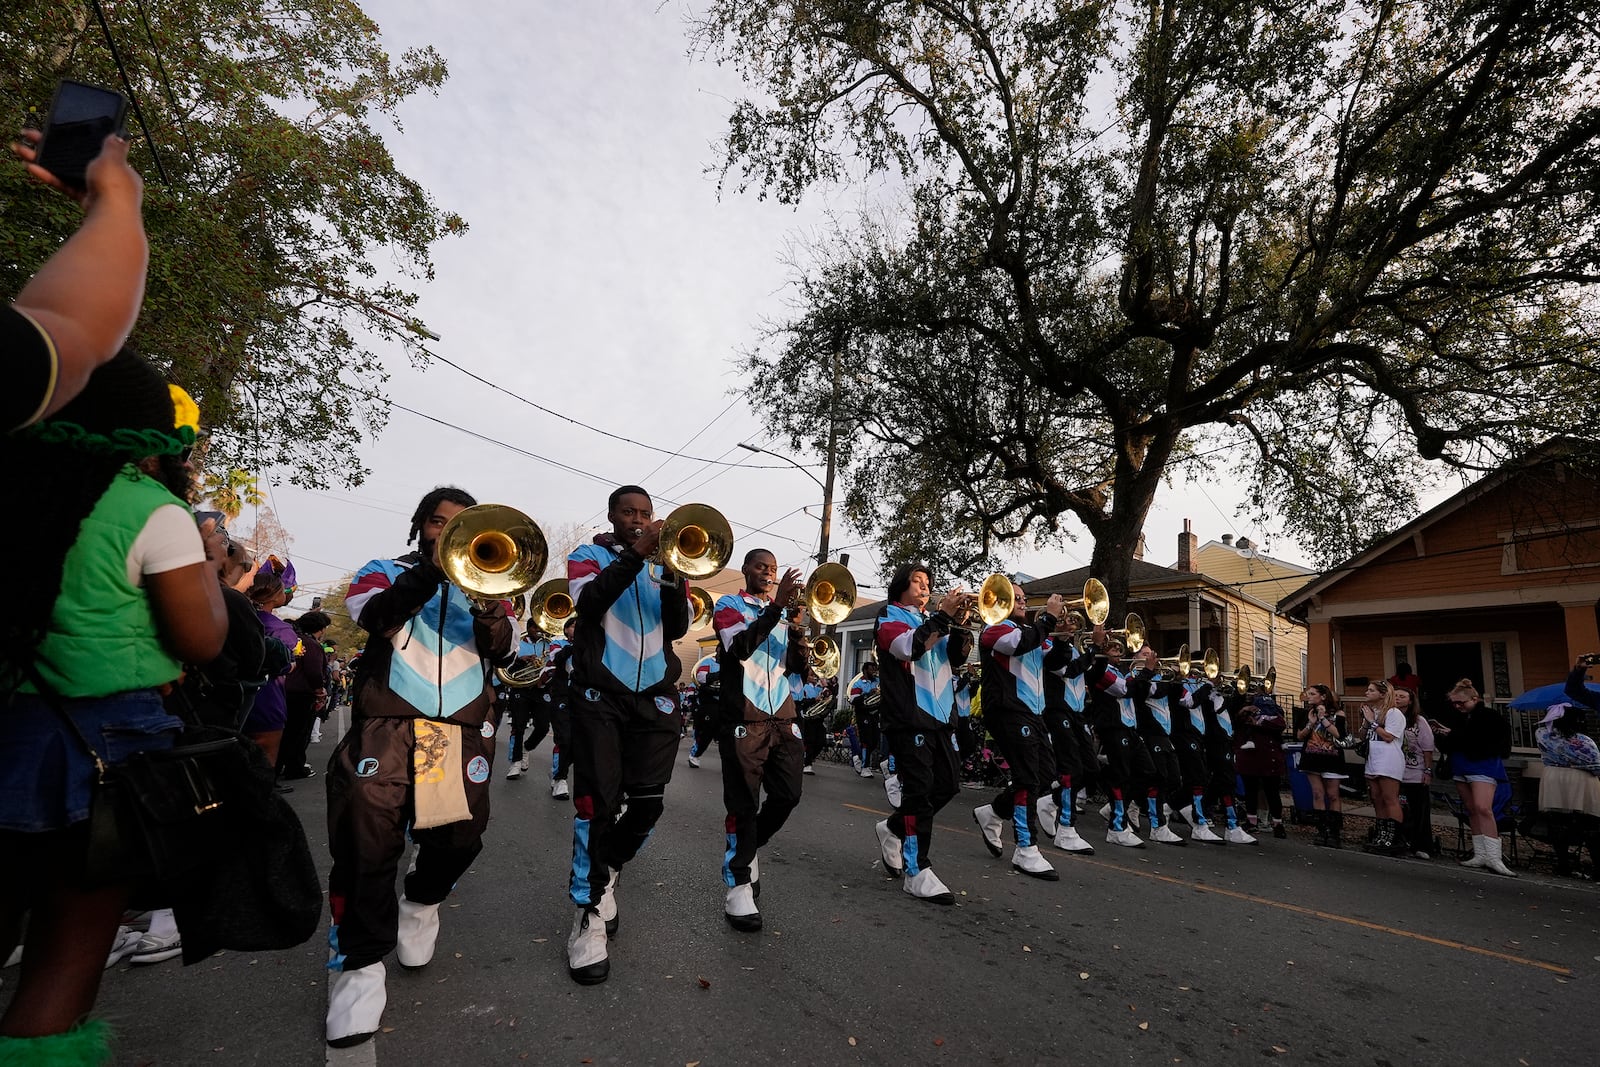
[1508,681,1600,710]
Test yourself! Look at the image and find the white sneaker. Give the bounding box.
[310,724,322,744]
[802,764,816,775]
[1149,825,1187,846]
[875,820,904,875]
[395,899,441,968]
[1011,844,1059,880]
[104,925,141,969]
[1225,826,1258,845]
[1036,795,1060,838]
[902,867,955,904]
[724,883,762,931]
[506,765,523,780]
[596,867,620,936]
[884,773,903,809]
[687,753,701,768]
[1106,826,1145,848]
[1190,823,1224,844]
[972,804,1005,857]
[327,962,387,1047]
[566,908,609,985]
[519,755,530,772]
[551,778,569,799]
[1052,826,1095,853]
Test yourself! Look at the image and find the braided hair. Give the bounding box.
[407,486,478,546]
[2,349,187,689]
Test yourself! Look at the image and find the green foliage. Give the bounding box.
[694,0,1600,592]
[1,0,464,488]
[198,466,265,520]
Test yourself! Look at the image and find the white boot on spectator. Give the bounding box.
[1459,834,1488,868]
[1036,795,1060,837]
[972,804,1005,857]
[1011,844,1059,880]
[327,962,386,1048]
[566,908,609,985]
[1481,836,1517,877]
[902,867,955,904]
[395,899,440,968]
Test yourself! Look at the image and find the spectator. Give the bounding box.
[1295,684,1348,848]
[279,611,332,780]
[1535,661,1600,878]
[1358,680,1406,856]
[1236,692,1288,839]
[243,569,298,774]
[1396,686,1437,858]
[0,352,224,1059]
[1431,678,1516,877]
[7,130,147,430]
[1389,660,1421,697]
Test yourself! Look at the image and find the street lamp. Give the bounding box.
[737,443,826,491]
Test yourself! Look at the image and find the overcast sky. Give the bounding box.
[259,1,1367,605]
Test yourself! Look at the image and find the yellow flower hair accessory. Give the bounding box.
[169,384,201,434]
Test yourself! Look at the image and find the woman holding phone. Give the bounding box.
[1431,679,1516,876]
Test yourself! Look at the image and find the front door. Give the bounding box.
[1413,642,1485,717]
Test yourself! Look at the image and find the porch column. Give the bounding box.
[1187,591,1201,651]
[1308,619,1334,688]
[1561,601,1600,665]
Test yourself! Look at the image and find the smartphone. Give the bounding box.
[35,80,129,191]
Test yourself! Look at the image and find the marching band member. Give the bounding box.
[326,488,515,1048]
[1128,645,1188,845]
[971,582,1063,879]
[502,623,551,780]
[1171,667,1225,843]
[848,661,881,778]
[1199,678,1255,844]
[1038,619,1097,853]
[563,486,691,985]
[687,654,721,768]
[544,617,576,799]
[797,670,829,775]
[872,564,973,904]
[1086,639,1155,847]
[711,549,810,931]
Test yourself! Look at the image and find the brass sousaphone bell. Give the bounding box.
[810,634,842,679]
[1061,578,1111,628]
[802,562,856,626]
[656,503,734,580]
[976,572,1017,626]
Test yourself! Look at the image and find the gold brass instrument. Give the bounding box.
[437,504,547,601]
[1059,578,1111,628]
[1263,665,1277,695]
[1225,663,1277,694]
[1155,643,1191,679]
[1202,647,1221,681]
[1228,664,1253,694]
[811,635,842,679]
[496,653,546,688]
[688,585,715,629]
[656,503,734,580]
[802,562,857,626]
[1101,612,1146,654]
[976,572,1016,626]
[528,578,576,636]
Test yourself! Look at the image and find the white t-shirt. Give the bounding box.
[1364,707,1407,780]
[127,503,207,586]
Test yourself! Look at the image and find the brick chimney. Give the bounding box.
[1177,519,1198,573]
[1221,534,1234,546]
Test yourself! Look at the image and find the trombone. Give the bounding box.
[1101,613,1146,655]
[975,572,1016,626]
[800,562,857,626]
[438,504,547,602]
[1059,578,1110,628]
[528,578,576,636]
[1154,644,1191,679]
[656,503,734,580]
[687,585,716,629]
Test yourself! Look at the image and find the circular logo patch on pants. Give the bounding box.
[466,756,491,783]
[355,757,380,778]
[791,723,803,740]
[654,696,676,715]
[914,733,925,747]
[480,720,496,738]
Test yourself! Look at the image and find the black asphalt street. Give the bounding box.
[58,714,1600,1066]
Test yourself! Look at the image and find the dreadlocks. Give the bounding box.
[2,349,185,688]
[407,486,478,546]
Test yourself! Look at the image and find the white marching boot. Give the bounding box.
[1190,822,1224,844]
[551,777,570,799]
[1053,824,1095,853]
[750,854,761,900]
[1036,795,1060,838]
[394,899,441,968]
[1481,836,1518,877]
[566,908,609,985]
[1225,825,1258,845]
[1106,825,1145,848]
[1459,834,1488,869]
[884,773,904,809]
[327,962,386,1048]
[596,867,621,936]
[875,820,904,875]
[724,883,762,931]
[1011,844,1060,881]
[972,804,1005,857]
[1149,823,1187,846]
[902,867,955,905]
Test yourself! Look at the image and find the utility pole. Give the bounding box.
[817,330,841,567]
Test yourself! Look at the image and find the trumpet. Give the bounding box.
[975,572,1016,626]
[800,562,857,626]
[1059,578,1110,628]
[1100,612,1146,655]
[688,586,715,629]
[437,504,547,602]
[528,578,576,636]
[655,503,734,580]
[1225,663,1277,694]
[1154,643,1191,679]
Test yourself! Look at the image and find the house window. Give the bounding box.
[1253,635,1269,675]
[1502,519,1600,575]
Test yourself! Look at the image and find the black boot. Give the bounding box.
[1310,809,1327,846]
[1326,810,1344,849]
[1363,818,1390,855]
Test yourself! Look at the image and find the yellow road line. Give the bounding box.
[842,802,1573,976]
